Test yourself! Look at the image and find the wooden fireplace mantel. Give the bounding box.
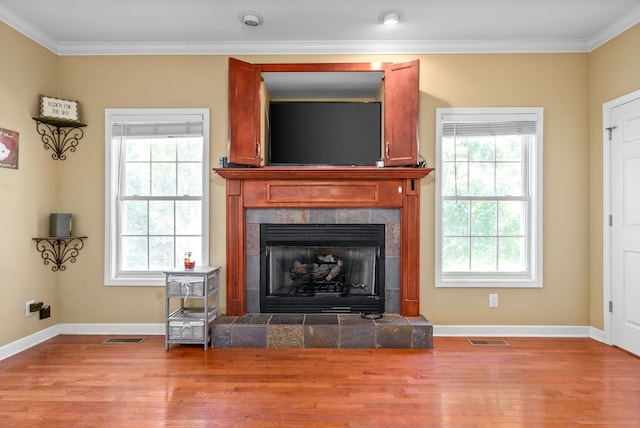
[215,166,433,316]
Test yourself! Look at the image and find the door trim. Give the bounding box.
[602,88,640,346]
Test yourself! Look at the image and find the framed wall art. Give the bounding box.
[0,127,19,169]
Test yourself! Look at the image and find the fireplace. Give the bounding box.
[261,224,385,313]
[215,167,433,316]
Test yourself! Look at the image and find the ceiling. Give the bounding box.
[1,0,640,56]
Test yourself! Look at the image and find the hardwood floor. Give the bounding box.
[0,335,639,427]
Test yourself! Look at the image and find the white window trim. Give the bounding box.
[435,107,543,288]
[104,108,210,286]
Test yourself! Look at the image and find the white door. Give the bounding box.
[609,95,640,357]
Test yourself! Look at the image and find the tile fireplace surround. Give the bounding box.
[246,207,399,314]
[214,167,433,348]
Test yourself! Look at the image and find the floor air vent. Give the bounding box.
[102,337,146,344]
[467,339,510,347]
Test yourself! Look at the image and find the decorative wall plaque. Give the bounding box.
[39,95,80,122]
[0,127,19,169]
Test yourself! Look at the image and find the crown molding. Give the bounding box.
[0,3,58,54]
[56,39,592,56]
[1,3,639,56]
[588,4,640,51]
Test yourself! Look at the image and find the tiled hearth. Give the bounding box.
[211,313,433,349]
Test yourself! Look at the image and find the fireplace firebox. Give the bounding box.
[260,224,385,313]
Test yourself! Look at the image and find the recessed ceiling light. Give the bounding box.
[240,11,263,27]
[379,10,403,25]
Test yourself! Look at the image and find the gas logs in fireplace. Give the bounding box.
[290,254,345,293]
[260,224,385,313]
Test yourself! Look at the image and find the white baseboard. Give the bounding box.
[57,323,165,336]
[0,323,164,361]
[1,323,608,361]
[0,325,62,361]
[434,324,605,341]
[589,326,605,343]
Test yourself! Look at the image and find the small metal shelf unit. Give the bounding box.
[164,266,220,350]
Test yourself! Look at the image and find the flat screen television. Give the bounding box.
[267,101,381,166]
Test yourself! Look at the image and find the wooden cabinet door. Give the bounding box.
[383,59,420,166]
[228,58,262,166]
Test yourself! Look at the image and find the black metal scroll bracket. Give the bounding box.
[33,118,87,160]
[32,237,87,271]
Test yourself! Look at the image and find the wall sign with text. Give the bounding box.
[39,96,80,122]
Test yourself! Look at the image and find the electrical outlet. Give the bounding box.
[489,293,499,308]
[26,300,36,317]
[39,305,51,320]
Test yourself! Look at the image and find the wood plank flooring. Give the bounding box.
[1,335,639,427]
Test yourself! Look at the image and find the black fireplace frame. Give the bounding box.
[260,224,385,313]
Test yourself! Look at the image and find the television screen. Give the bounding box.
[268,102,381,166]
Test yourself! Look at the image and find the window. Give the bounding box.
[435,108,543,287]
[105,109,209,286]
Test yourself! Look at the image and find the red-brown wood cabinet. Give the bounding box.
[220,58,431,317]
[228,58,420,167]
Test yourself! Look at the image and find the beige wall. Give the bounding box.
[0,22,61,345]
[588,24,640,329]
[3,20,638,347]
[423,53,591,325]
[54,55,229,323]
[55,52,592,327]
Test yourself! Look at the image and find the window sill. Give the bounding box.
[105,277,165,287]
[436,279,543,288]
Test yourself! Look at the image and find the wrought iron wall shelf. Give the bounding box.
[32,117,87,160]
[32,237,87,271]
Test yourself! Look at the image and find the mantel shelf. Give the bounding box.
[32,236,87,272]
[214,166,434,181]
[32,117,87,161]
